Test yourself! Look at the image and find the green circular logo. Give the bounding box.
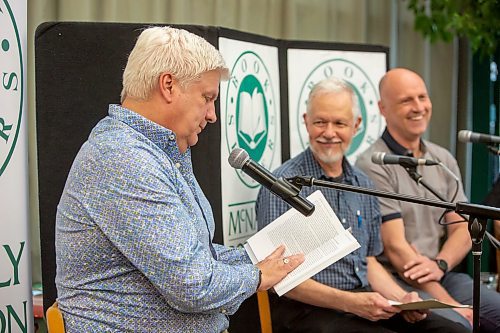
[296,59,382,162]
[0,0,23,177]
[225,51,277,188]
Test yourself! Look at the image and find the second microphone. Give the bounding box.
[228,148,315,217]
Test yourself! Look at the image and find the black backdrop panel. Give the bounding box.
[35,21,389,332]
[35,21,228,319]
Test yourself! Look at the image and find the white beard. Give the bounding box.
[311,145,344,164]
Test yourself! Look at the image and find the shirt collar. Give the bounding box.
[380,128,427,157]
[108,104,190,163]
[303,148,356,183]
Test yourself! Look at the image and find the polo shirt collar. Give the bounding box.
[380,128,427,157]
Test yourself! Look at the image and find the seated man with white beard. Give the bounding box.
[255,77,469,333]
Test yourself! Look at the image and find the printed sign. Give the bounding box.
[288,49,387,163]
[0,0,33,332]
[219,38,281,247]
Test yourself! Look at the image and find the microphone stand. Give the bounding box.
[487,145,499,155]
[403,165,492,333]
[404,166,446,202]
[286,175,500,333]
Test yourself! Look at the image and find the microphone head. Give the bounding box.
[458,130,472,143]
[228,148,249,169]
[371,152,385,165]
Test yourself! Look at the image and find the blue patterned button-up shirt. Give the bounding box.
[256,148,382,290]
[55,104,259,332]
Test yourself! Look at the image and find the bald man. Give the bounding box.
[356,68,500,332]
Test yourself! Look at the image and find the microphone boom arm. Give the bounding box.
[286,175,500,220]
[487,145,500,155]
[286,174,500,333]
[404,166,449,202]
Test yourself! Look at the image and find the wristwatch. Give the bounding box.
[434,258,448,273]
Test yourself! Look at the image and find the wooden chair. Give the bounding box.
[46,301,65,333]
[45,296,271,332]
[257,290,273,333]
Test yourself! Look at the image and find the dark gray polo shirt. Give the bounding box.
[356,129,467,259]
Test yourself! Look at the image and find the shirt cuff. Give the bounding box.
[381,212,402,223]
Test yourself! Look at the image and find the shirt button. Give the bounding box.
[355,266,359,272]
[175,163,181,168]
[220,309,227,314]
[169,134,175,140]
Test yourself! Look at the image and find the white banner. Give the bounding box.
[288,49,387,164]
[219,38,282,247]
[0,0,32,332]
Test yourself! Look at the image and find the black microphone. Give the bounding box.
[228,148,315,216]
[371,152,439,167]
[458,130,500,145]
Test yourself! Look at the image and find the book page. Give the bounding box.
[388,299,472,310]
[245,190,360,295]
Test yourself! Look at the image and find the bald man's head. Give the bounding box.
[377,68,432,147]
[379,68,427,100]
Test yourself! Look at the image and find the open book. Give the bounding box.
[388,299,472,310]
[244,190,360,296]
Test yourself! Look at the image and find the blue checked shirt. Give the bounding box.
[256,148,382,290]
[55,104,259,333]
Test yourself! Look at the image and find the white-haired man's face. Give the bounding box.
[304,91,361,165]
[168,70,220,153]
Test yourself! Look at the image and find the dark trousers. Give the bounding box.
[268,293,470,333]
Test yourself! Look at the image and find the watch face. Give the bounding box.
[436,259,448,272]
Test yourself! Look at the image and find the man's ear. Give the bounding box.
[159,73,174,102]
[354,116,362,132]
[378,100,386,117]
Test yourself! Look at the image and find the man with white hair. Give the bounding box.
[256,77,468,332]
[55,26,304,332]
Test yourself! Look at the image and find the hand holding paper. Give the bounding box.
[397,291,428,323]
[245,190,360,295]
[256,244,305,291]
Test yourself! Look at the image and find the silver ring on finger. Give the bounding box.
[283,258,290,264]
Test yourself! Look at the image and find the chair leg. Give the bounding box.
[257,290,273,333]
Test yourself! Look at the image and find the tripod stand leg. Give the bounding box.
[469,217,488,333]
[472,244,482,333]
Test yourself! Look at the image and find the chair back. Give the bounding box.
[46,301,65,333]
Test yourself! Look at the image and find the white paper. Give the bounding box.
[246,190,360,295]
